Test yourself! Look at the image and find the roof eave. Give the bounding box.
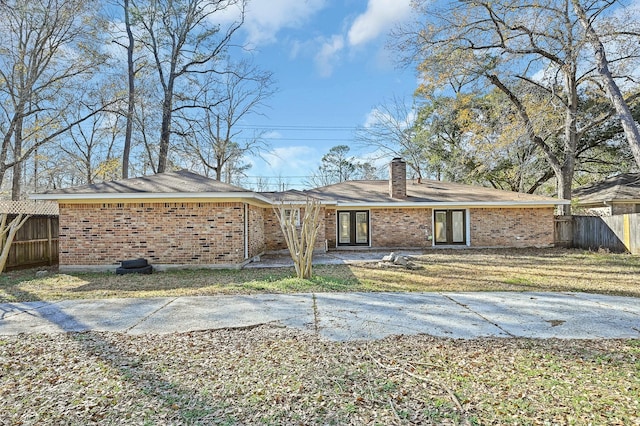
[30,191,274,204]
[334,200,568,208]
[576,198,640,206]
[30,192,568,208]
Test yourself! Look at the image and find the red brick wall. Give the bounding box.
[263,207,285,251]
[247,204,265,257]
[325,208,337,248]
[470,207,555,247]
[59,202,246,265]
[324,207,554,249]
[264,206,327,252]
[370,208,433,248]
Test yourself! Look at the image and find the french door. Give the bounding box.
[337,211,369,246]
[434,209,466,245]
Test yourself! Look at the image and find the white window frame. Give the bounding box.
[284,208,300,227]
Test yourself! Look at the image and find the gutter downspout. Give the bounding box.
[244,203,249,260]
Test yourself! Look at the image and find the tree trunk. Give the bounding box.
[157,90,173,173]
[571,0,640,168]
[86,147,93,184]
[558,67,579,216]
[215,115,222,181]
[0,213,30,273]
[488,73,573,213]
[122,0,135,179]
[11,117,23,201]
[274,199,321,279]
[556,165,573,216]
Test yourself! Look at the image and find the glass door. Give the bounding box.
[434,210,466,245]
[338,211,369,246]
[338,212,351,245]
[355,212,368,244]
[435,211,448,243]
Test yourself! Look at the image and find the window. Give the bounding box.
[283,208,300,226]
[434,209,466,245]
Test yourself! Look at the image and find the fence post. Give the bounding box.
[622,214,630,252]
[47,216,53,266]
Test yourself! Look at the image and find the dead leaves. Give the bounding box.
[0,328,638,425]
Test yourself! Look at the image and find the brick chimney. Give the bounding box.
[389,158,406,199]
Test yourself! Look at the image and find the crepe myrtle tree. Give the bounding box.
[0,213,30,273]
[273,197,322,279]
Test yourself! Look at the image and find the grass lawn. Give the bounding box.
[1,248,639,302]
[2,248,639,424]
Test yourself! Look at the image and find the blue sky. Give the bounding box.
[225,0,417,189]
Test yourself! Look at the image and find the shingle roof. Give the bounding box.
[42,170,251,195]
[304,179,561,204]
[573,173,640,205]
[259,189,310,202]
[33,170,564,206]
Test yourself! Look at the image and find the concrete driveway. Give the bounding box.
[1,292,638,340]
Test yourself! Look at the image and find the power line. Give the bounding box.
[235,125,359,131]
[237,137,357,141]
[244,175,310,178]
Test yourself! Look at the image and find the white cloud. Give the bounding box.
[347,0,412,47]
[314,35,345,77]
[363,102,415,130]
[310,0,413,77]
[241,0,326,47]
[363,108,386,128]
[262,145,318,171]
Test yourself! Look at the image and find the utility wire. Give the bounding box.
[235,125,360,131]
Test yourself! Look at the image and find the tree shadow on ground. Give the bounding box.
[0,285,239,424]
[0,264,365,302]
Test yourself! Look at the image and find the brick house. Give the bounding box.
[32,159,567,272]
[572,173,640,216]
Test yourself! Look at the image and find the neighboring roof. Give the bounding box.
[305,179,565,207]
[573,173,640,205]
[31,170,271,203]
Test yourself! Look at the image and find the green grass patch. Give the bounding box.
[1,248,639,303]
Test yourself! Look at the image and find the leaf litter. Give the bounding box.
[1,326,638,425]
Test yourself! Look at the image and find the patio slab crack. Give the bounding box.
[126,297,177,333]
[443,294,516,337]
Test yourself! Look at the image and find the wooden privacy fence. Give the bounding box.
[0,201,59,271]
[555,214,640,254]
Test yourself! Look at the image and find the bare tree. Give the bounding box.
[571,0,640,168]
[122,0,136,178]
[133,0,246,173]
[356,97,429,181]
[306,145,377,187]
[0,0,110,199]
[58,103,121,185]
[181,60,275,181]
[274,198,322,279]
[397,0,640,213]
[132,79,162,175]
